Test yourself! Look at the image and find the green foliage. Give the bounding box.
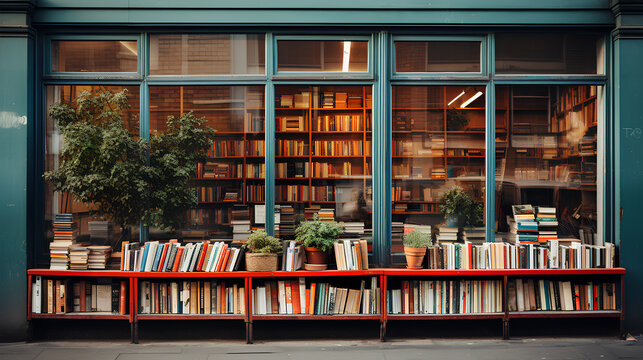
[43,89,215,230]
[440,186,483,227]
[294,214,344,253]
[403,230,432,248]
[446,108,470,131]
[243,230,283,254]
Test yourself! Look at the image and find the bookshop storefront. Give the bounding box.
[1,0,643,341]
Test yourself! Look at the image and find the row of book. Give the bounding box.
[197,162,243,179]
[392,164,446,179]
[208,140,244,157]
[312,161,366,178]
[426,241,616,270]
[276,116,305,132]
[275,185,309,202]
[392,186,436,202]
[139,280,244,315]
[276,161,309,178]
[508,279,617,312]
[31,276,127,314]
[247,140,265,156]
[120,241,245,273]
[509,205,557,245]
[252,277,379,315]
[314,115,367,132]
[276,139,308,156]
[278,91,370,110]
[196,186,239,202]
[333,239,369,271]
[388,280,503,315]
[312,140,370,156]
[393,134,445,157]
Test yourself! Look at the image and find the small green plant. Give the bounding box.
[294,214,344,253]
[440,186,483,227]
[243,229,283,254]
[403,230,432,248]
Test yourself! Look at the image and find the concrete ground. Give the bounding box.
[1,337,643,360]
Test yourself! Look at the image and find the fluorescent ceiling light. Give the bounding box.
[460,91,483,108]
[342,41,352,72]
[447,91,466,106]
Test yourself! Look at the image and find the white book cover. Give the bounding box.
[257,287,266,315]
[299,277,306,312]
[516,279,525,312]
[278,281,286,314]
[343,240,353,270]
[562,281,574,310]
[182,281,190,314]
[207,242,221,272]
[170,282,179,313]
[181,244,194,272]
[227,248,239,272]
[33,276,41,313]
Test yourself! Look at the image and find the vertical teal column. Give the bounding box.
[265,32,275,236]
[373,31,391,267]
[0,1,34,341]
[611,0,643,333]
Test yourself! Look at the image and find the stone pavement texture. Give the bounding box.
[1,337,642,360]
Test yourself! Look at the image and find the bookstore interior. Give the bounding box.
[24,31,625,342]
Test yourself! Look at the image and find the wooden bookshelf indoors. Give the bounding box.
[274,85,372,249]
[27,268,625,343]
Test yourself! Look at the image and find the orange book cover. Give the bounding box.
[270,281,279,314]
[305,288,310,314]
[291,280,301,314]
[157,244,169,272]
[309,283,316,314]
[215,244,228,272]
[172,247,184,272]
[196,242,210,272]
[120,241,128,270]
[218,249,231,272]
[79,280,86,312]
[120,280,127,315]
[353,241,362,270]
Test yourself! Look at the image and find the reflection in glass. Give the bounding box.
[45,85,140,255]
[150,34,265,75]
[52,41,138,72]
[277,41,368,72]
[495,33,602,74]
[495,85,600,244]
[149,86,265,241]
[391,86,486,262]
[274,85,372,255]
[395,41,481,73]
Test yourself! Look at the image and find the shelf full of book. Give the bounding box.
[27,267,625,343]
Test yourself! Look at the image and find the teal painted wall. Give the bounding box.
[0,36,29,341]
[614,36,643,333]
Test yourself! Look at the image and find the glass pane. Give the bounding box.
[274,85,373,262]
[52,41,138,72]
[391,86,486,265]
[495,33,602,74]
[150,86,265,241]
[277,40,368,72]
[45,85,140,265]
[150,34,265,75]
[395,41,481,73]
[495,85,601,251]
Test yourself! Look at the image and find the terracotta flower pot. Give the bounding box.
[404,246,426,269]
[304,246,328,265]
[245,253,278,272]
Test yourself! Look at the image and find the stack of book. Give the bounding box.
[139,280,244,315]
[508,205,538,244]
[68,245,90,270]
[31,276,127,314]
[231,205,251,240]
[87,245,111,270]
[436,226,459,243]
[50,213,77,270]
[462,227,486,244]
[317,208,335,221]
[322,92,334,108]
[121,240,245,273]
[88,221,113,245]
[252,277,379,315]
[333,239,369,270]
[278,205,295,237]
[535,207,558,244]
[391,222,404,252]
[508,279,617,312]
[344,222,365,235]
[388,279,503,315]
[282,241,304,271]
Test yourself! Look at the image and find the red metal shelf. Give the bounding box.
[137,314,245,320]
[248,269,381,278]
[27,269,132,277]
[132,271,249,278]
[508,311,621,319]
[30,313,130,320]
[383,268,626,276]
[386,313,504,320]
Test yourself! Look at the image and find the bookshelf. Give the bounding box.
[274,85,372,246]
[27,268,625,343]
[150,85,265,241]
[391,86,486,254]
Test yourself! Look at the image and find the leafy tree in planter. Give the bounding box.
[44,89,215,240]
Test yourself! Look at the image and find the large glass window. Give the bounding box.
[52,41,138,73]
[45,85,140,250]
[149,85,265,241]
[149,34,265,75]
[495,33,603,74]
[391,86,486,262]
[395,41,481,73]
[274,85,373,252]
[495,85,600,245]
[277,40,368,72]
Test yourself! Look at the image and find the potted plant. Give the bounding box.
[242,229,283,271]
[294,214,344,270]
[403,230,432,269]
[44,89,216,248]
[440,186,483,227]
